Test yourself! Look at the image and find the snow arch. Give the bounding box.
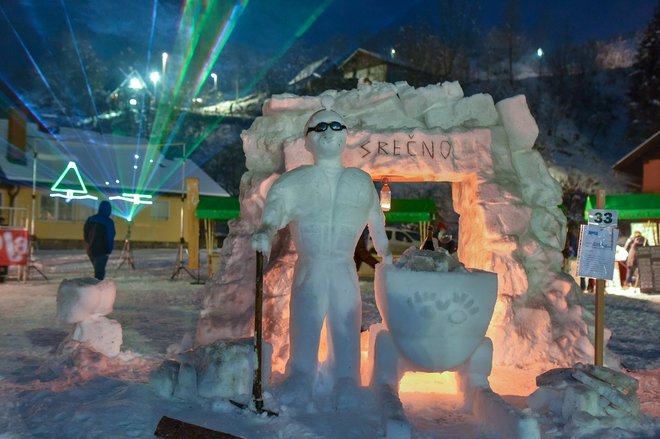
[196,81,605,372]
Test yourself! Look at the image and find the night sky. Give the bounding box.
[0,0,657,93]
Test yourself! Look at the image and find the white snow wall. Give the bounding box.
[196,81,609,371]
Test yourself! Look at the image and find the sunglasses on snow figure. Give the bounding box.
[306,121,347,135]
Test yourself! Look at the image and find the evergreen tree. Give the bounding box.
[628,5,660,145]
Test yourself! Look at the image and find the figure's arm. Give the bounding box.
[624,237,633,251]
[366,188,392,264]
[252,183,288,254]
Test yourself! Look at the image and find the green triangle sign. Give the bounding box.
[51,161,90,197]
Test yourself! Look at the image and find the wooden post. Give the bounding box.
[253,251,264,412]
[184,178,200,270]
[594,189,606,366]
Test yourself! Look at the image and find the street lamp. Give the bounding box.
[161,52,168,78]
[210,73,217,92]
[150,71,160,85]
[536,47,544,96]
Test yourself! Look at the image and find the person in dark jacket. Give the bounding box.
[623,231,648,288]
[83,201,115,280]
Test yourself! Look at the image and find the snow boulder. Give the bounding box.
[150,338,272,404]
[528,363,658,437]
[71,317,122,358]
[57,277,116,324]
[55,278,123,359]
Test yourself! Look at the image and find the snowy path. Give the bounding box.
[0,250,657,438]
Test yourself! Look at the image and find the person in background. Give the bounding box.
[0,217,7,282]
[623,231,648,288]
[420,224,437,250]
[437,227,457,253]
[354,227,379,270]
[83,201,115,280]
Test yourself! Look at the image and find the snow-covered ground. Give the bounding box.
[0,249,657,438]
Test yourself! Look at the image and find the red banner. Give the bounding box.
[0,228,29,266]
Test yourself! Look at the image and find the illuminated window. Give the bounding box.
[40,194,74,222]
[78,202,96,222]
[150,200,169,220]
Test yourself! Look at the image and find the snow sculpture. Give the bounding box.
[197,80,607,381]
[369,248,538,438]
[251,97,392,405]
[149,338,271,403]
[57,277,122,357]
[528,363,654,437]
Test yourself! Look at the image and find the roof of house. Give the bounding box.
[338,48,433,75]
[0,119,229,197]
[612,130,660,175]
[288,56,330,86]
[338,48,395,71]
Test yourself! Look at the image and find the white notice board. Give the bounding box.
[577,224,619,280]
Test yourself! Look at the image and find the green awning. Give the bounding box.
[196,196,438,223]
[584,193,660,220]
[196,196,240,220]
[385,198,437,223]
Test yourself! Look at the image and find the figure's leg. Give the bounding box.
[458,338,540,438]
[369,324,402,390]
[95,255,108,280]
[326,267,362,409]
[326,270,361,383]
[284,264,328,394]
[456,337,493,410]
[369,325,411,439]
[287,286,326,378]
[624,265,633,286]
[277,273,327,405]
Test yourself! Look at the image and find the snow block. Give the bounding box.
[495,95,539,152]
[398,81,463,119]
[472,388,540,439]
[57,277,116,324]
[262,93,321,116]
[424,94,496,131]
[71,316,122,358]
[151,339,273,404]
[149,360,180,398]
[173,362,198,401]
[530,207,566,250]
[528,364,648,437]
[510,150,562,207]
[480,202,532,236]
[195,338,268,400]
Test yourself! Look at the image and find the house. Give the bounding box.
[613,130,660,193]
[337,48,440,87]
[587,130,660,246]
[0,114,229,249]
[286,48,442,95]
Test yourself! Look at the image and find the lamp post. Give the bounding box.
[210,73,217,93]
[537,47,544,97]
[171,143,196,281]
[25,147,47,281]
[161,52,168,80]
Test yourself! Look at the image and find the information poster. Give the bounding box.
[637,246,660,293]
[577,224,618,280]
